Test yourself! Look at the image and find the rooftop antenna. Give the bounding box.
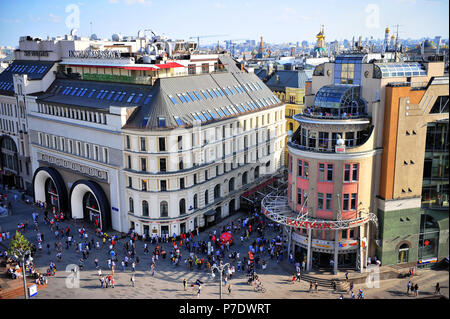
[90,22,93,35]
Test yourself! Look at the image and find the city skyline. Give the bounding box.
[0,0,448,47]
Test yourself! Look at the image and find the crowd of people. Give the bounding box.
[1,187,447,299]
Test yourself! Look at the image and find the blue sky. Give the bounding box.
[0,0,448,47]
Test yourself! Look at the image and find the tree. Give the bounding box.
[8,231,31,257]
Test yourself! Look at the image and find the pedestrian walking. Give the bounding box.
[130,274,135,287]
[99,276,105,288]
[406,280,411,295]
[183,278,187,291]
[414,283,419,297]
[435,283,440,295]
[309,282,313,292]
[228,283,232,295]
[196,284,202,298]
[314,281,318,292]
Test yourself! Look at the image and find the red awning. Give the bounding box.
[155,62,185,69]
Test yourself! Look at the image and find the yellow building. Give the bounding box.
[265,69,312,165]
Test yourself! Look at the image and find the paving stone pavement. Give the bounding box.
[1,187,448,300]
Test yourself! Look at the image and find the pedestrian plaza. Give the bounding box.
[0,188,448,300]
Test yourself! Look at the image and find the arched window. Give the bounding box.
[229,178,235,192]
[129,197,134,213]
[142,200,149,217]
[193,194,198,209]
[160,201,168,217]
[242,172,248,185]
[214,184,221,200]
[205,190,209,205]
[254,166,260,179]
[398,243,409,263]
[179,198,186,215]
[289,122,294,131]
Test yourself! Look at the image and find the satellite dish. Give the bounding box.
[90,34,98,40]
[112,33,123,42]
[70,28,78,36]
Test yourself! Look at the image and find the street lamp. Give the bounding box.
[210,262,230,299]
[12,248,31,299]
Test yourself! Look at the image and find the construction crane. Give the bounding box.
[224,39,247,56]
[189,34,229,48]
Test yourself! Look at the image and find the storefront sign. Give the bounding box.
[38,152,108,182]
[23,50,51,57]
[69,50,124,59]
[285,218,333,229]
[417,257,437,265]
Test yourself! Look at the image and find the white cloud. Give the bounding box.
[215,2,225,8]
[48,13,62,23]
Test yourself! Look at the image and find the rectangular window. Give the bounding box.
[352,164,358,181]
[160,180,167,191]
[127,155,132,169]
[103,148,108,163]
[69,140,73,154]
[327,164,333,182]
[158,117,166,127]
[318,193,324,210]
[158,137,166,151]
[141,180,147,191]
[178,136,183,150]
[351,193,357,210]
[297,188,302,205]
[326,193,332,211]
[194,174,197,185]
[304,162,309,179]
[128,176,132,188]
[159,158,166,172]
[318,163,325,182]
[205,170,209,181]
[188,64,196,75]
[179,158,184,170]
[85,144,90,158]
[303,190,308,207]
[94,145,99,161]
[343,194,350,211]
[141,158,147,172]
[180,177,185,189]
[344,164,351,182]
[298,160,302,177]
[126,135,131,149]
[140,137,146,151]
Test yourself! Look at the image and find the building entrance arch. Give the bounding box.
[70,180,110,231]
[32,167,68,213]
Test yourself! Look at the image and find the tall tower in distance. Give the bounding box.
[314,25,327,57]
